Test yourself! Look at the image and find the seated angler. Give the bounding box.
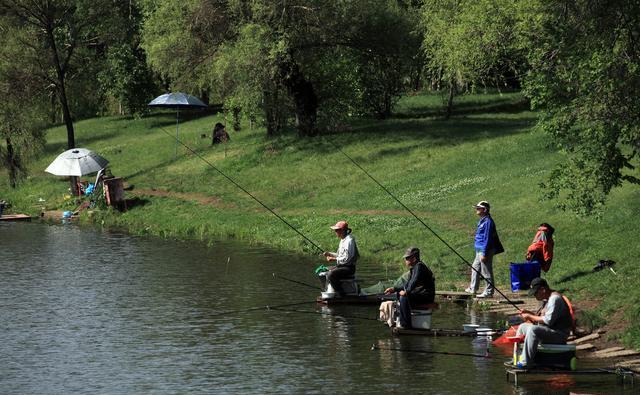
[384,247,435,329]
[514,277,574,368]
[322,221,359,296]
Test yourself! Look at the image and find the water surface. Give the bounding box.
[0,222,634,394]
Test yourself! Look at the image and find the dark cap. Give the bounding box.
[528,277,548,296]
[403,247,420,259]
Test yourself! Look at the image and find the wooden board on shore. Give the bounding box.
[0,214,32,222]
[436,291,472,300]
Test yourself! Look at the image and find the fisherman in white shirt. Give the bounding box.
[323,220,359,296]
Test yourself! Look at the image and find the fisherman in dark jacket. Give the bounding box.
[384,247,435,329]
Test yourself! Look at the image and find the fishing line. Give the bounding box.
[371,344,490,359]
[272,272,321,290]
[156,126,325,254]
[218,300,318,315]
[328,140,521,311]
[268,306,380,321]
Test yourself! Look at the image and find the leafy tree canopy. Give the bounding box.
[517,0,640,214]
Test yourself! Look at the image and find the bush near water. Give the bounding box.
[1,92,639,348]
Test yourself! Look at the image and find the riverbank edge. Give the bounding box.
[32,205,639,360]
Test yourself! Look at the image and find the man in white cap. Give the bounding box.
[323,220,359,296]
[465,201,504,298]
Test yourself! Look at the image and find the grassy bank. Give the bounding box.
[2,92,639,347]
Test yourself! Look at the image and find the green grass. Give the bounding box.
[2,91,639,348]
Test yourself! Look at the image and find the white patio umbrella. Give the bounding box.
[45,148,109,176]
[148,92,207,157]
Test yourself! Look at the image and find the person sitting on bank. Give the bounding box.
[323,220,359,297]
[384,247,436,329]
[526,223,555,272]
[514,277,574,368]
[212,122,230,145]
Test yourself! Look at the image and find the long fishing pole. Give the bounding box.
[371,344,490,359]
[329,141,521,311]
[218,300,318,315]
[268,306,380,321]
[272,272,321,290]
[156,126,325,255]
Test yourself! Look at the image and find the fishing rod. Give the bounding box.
[272,272,321,290]
[328,141,521,312]
[156,126,325,255]
[218,300,318,315]
[268,306,380,321]
[371,344,490,359]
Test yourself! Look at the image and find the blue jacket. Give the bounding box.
[474,215,504,255]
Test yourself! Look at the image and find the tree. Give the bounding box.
[421,0,520,118]
[142,0,421,136]
[516,0,640,214]
[0,29,46,188]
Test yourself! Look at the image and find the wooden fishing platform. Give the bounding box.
[392,327,500,337]
[505,366,636,386]
[0,214,32,222]
[435,291,472,300]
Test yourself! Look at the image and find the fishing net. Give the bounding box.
[360,272,410,295]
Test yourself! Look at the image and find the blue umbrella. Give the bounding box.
[148,92,207,157]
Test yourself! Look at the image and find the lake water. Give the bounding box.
[0,222,635,394]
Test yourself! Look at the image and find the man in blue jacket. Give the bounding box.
[465,201,504,298]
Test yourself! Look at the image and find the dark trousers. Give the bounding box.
[327,265,355,295]
[398,294,432,328]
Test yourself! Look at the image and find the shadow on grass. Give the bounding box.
[393,95,531,119]
[556,270,593,284]
[319,115,537,155]
[44,130,122,155]
[125,197,150,210]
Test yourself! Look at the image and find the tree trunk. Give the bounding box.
[6,137,17,188]
[232,107,241,131]
[445,80,456,120]
[45,21,77,195]
[279,59,318,137]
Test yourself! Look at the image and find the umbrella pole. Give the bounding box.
[175,108,179,158]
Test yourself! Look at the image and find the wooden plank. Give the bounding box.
[594,349,640,359]
[436,291,472,300]
[575,343,596,351]
[568,332,601,344]
[592,346,626,356]
[617,359,640,366]
[0,214,32,221]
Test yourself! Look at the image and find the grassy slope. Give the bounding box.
[2,92,639,347]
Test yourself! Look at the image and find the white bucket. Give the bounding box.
[411,309,432,330]
[321,284,337,300]
[463,324,480,333]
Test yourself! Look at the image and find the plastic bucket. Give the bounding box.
[510,261,541,292]
[411,309,432,329]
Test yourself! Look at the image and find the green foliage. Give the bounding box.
[421,0,521,112]
[0,26,46,187]
[517,0,640,215]
[142,0,423,134]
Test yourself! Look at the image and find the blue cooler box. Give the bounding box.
[510,261,541,292]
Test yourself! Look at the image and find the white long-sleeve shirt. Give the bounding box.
[329,234,359,266]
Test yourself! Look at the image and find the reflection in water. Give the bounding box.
[0,222,634,394]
